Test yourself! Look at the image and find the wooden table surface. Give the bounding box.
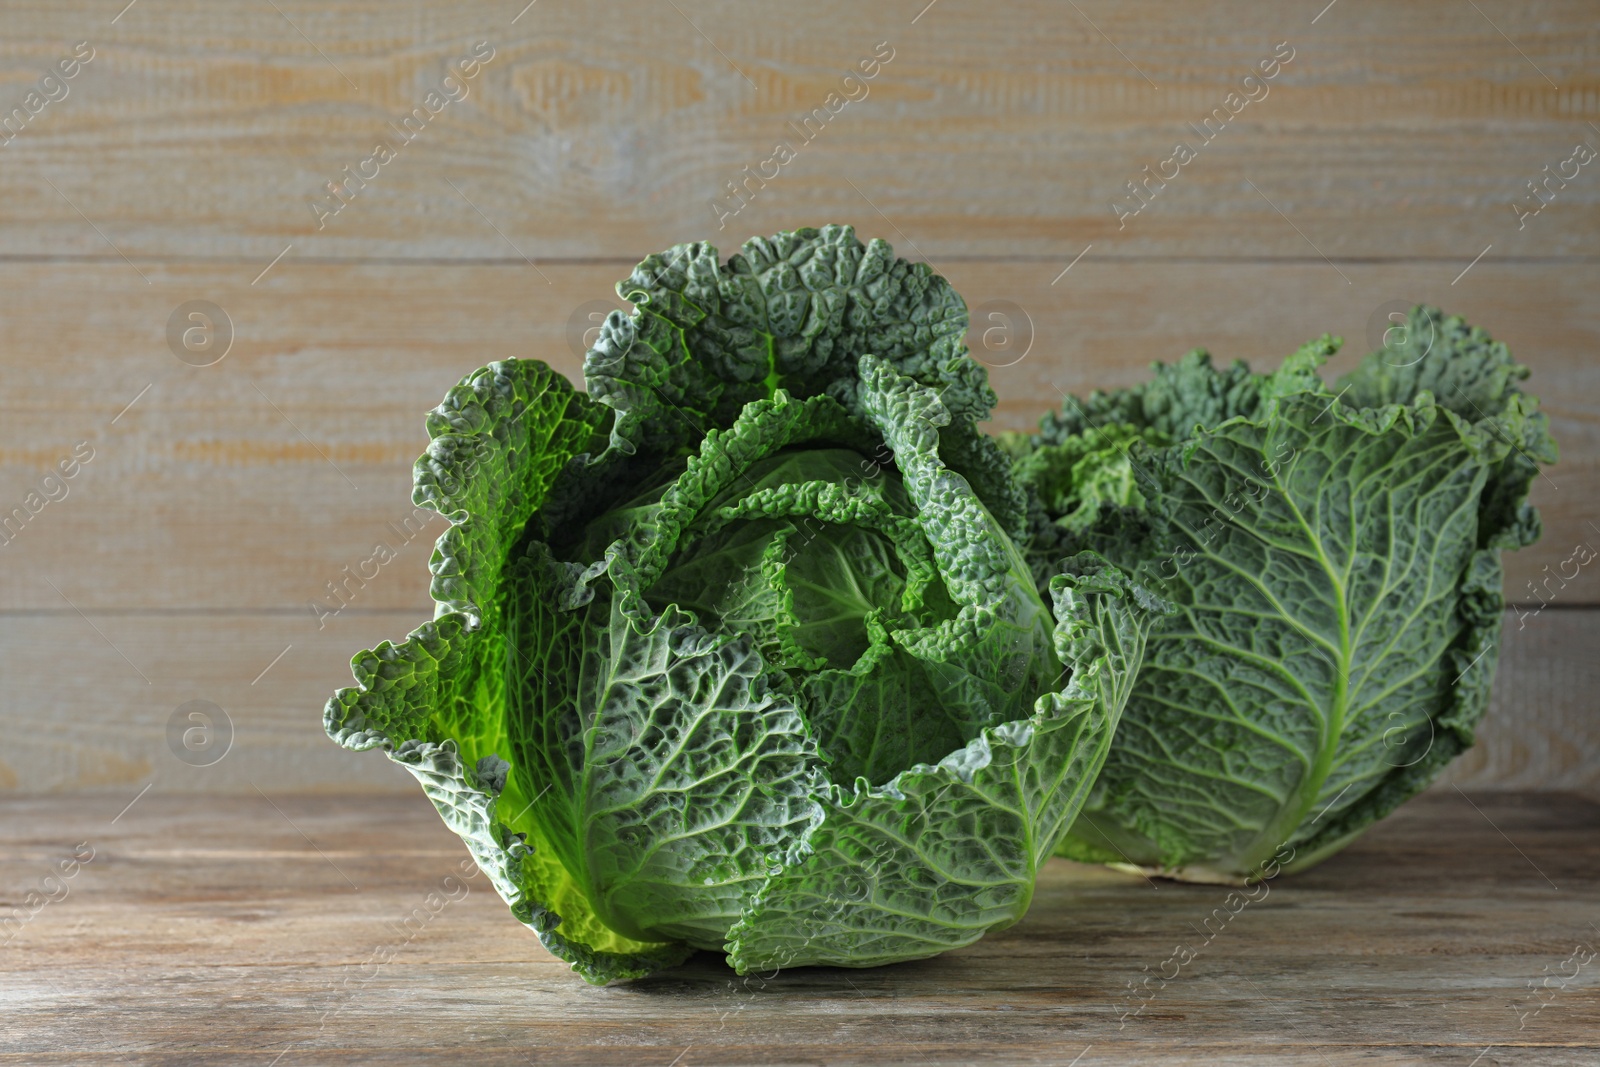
[3,789,1596,1065]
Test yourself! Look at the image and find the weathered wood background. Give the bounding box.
[0,0,1595,798]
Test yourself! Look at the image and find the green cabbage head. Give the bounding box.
[325,225,1165,982]
[1013,308,1555,884]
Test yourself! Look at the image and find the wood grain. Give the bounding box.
[0,0,1594,795]
[2,790,1596,1064]
[0,1,1593,259]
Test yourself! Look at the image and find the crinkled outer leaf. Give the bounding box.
[1030,335,1335,451]
[725,555,1168,972]
[1031,308,1555,881]
[584,223,1026,538]
[1333,306,1556,553]
[325,360,698,982]
[327,227,1156,983]
[388,738,691,980]
[1034,348,1266,447]
[507,573,826,950]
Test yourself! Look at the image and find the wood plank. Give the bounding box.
[0,1,1594,259]
[0,611,418,795]
[2,790,1596,1063]
[0,260,1592,614]
[2,607,1595,795]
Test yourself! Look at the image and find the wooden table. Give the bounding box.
[4,789,1596,1065]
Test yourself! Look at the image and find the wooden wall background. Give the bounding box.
[0,0,1594,796]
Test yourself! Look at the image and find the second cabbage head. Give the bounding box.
[325,226,1163,982]
[1012,308,1554,884]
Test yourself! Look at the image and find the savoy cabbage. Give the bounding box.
[1013,308,1556,883]
[325,226,1164,981]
